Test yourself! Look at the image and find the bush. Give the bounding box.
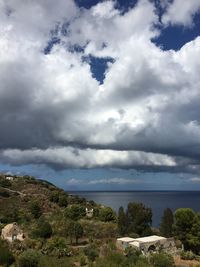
[150,252,175,267]
[180,250,195,260]
[0,242,15,267]
[80,256,87,266]
[18,250,40,267]
[65,205,85,221]
[33,218,52,239]
[29,200,42,219]
[99,207,116,222]
[58,195,68,207]
[84,245,99,262]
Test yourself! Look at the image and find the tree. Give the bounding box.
[188,212,200,254]
[173,208,195,250]
[160,208,173,237]
[118,206,127,235]
[58,195,68,207]
[99,207,116,222]
[18,250,40,267]
[126,202,152,236]
[67,221,83,245]
[150,252,175,267]
[33,218,52,239]
[29,200,42,219]
[65,205,85,221]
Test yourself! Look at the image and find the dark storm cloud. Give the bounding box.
[0,0,200,175]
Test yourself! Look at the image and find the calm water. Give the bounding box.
[69,191,200,227]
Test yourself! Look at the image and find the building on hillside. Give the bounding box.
[5,176,14,181]
[86,207,94,218]
[117,235,177,255]
[1,223,25,242]
[116,237,135,250]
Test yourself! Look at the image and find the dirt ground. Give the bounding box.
[174,255,200,267]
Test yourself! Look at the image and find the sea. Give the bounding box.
[69,191,200,227]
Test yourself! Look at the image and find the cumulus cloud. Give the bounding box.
[66,177,141,185]
[162,0,200,27]
[0,0,200,176]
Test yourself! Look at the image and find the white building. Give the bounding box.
[117,235,177,254]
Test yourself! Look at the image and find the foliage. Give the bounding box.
[0,241,15,267]
[118,206,127,235]
[187,212,200,254]
[42,237,71,257]
[0,178,12,187]
[173,208,195,249]
[58,195,68,207]
[29,200,42,219]
[84,244,99,262]
[80,256,87,266]
[99,207,116,222]
[18,250,40,267]
[126,202,152,236]
[160,208,174,237]
[67,221,84,244]
[150,252,175,267]
[33,218,53,239]
[65,205,85,221]
[180,250,195,260]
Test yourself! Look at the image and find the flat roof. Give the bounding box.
[129,241,140,248]
[134,235,166,243]
[117,237,135,242]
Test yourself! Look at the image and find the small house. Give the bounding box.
[1,223,25,242]
[86,207,94,218]
[117,235,177,255]
[116,237,135,250]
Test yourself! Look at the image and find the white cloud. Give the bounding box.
[189,177,200,183]
[162,0,200,27]
[0,0,200,174]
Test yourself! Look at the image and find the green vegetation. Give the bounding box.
[160,208,174,237]
[0,173,200,266]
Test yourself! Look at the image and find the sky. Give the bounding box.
[0,0,200,191]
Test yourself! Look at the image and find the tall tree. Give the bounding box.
[173,208,195,250]
[118,206,127,235]
[127,202,152,236]
[160,208,174,237]
[188,212,200,254]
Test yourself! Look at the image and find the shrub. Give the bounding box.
[150,252,175,267]
[18,250,40,267]
[180,250,195,260]
[99,207,116,222]
[84,245,99,262]
[58,195,68,207]
[65,205,85,221]
[0,242,15,267]
[80,256,87,266]
[29,200,42,219]
[33,218,52,239]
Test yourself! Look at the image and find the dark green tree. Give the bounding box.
[29,200,42,219]
[173,208,195,250]
[58,195,68,207]
[74,222,84,245]
[65,205,85,221]
[118,206,127,235]
[33,218,52,239]
[160,208,174,237]
[126,202,152,236]
[67,221,83,245]
[99,207,116,222]
[188,212,200,254]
